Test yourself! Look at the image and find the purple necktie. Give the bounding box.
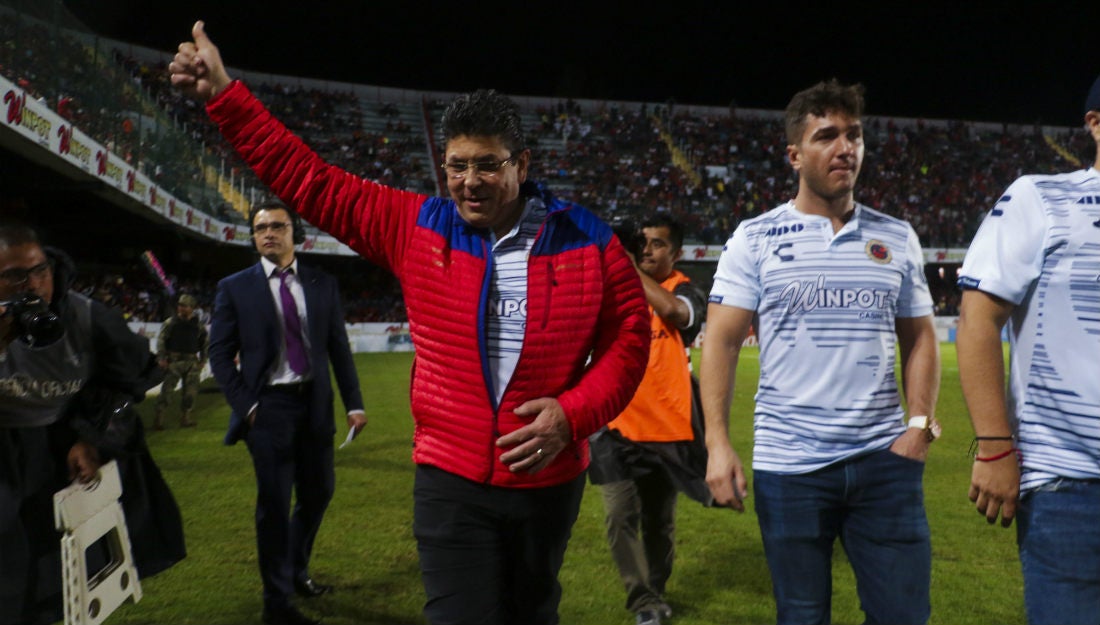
[277,270,308,375]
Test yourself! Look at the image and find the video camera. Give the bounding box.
[1,292,63,347]
[612,219,646,262]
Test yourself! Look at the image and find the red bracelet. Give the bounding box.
[974,448,1017,462]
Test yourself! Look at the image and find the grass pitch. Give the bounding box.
[111,344,1024,624]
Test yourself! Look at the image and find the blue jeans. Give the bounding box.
[754,449,931,625]
[1017,478,1100,625]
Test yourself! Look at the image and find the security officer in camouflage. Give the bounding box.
[154,293,208,429]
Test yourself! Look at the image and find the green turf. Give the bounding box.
[110,344,1024,624]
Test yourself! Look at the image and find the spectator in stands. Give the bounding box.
[588,214,709,625]
[700,79,941,625]
[153,292,208,430]
[956,72,1100,625]
[0,220,184,625]
[170,21,649,625]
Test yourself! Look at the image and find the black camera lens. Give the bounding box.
[2,292,63,347]
[612,221,646,261]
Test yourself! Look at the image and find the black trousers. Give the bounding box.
[413,464,586,625]
[0,423,76,625]
[245,386,334,610]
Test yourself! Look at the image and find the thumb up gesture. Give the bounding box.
[169,20,232,102]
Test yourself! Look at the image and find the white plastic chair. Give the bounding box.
[53,460,142,625]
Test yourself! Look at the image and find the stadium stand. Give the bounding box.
[0,1,1094,322]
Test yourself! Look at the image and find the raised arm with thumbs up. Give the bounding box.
[166,22,650,624]
[168,21,232,102]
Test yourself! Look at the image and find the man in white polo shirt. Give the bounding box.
[956,73,1100,625]
[700,79,941,625]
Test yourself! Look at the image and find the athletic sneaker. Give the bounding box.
[657,602,673,619]
[636,609,662,625]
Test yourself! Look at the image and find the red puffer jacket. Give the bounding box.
[207,81,650,487]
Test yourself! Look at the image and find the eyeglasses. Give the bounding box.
[0,260,52,287]
[440,155,517,179]
[253,222,291,235]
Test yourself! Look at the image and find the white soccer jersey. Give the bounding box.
[958,168,1100,492]
[710,201,933,474]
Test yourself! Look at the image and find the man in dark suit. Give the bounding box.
[208,201,366,625]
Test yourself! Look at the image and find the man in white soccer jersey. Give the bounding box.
[700,79,941,625]
[956,74,1100,625]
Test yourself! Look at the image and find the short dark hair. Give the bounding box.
[247,199,294,225]
[640,213,685,251]
[0,220,40,249]
[1085,72,1100,115]
[248,199,305,245]
[785,79,866,145]
[440,89,526,154]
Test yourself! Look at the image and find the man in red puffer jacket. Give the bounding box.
[171,21,650,625]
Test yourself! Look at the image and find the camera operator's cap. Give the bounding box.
[178,294,197,307]
[1086,72,1100,115]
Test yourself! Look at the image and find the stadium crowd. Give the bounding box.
[2,5,1093,321]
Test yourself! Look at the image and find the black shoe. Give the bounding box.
[294,577,333,598]
[261,605,319,625]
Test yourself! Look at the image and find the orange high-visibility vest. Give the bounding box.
[607,270,694,442]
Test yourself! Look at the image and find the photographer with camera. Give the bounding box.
[0,220,184,625]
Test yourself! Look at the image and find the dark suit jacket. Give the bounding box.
[208,261,364,445]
